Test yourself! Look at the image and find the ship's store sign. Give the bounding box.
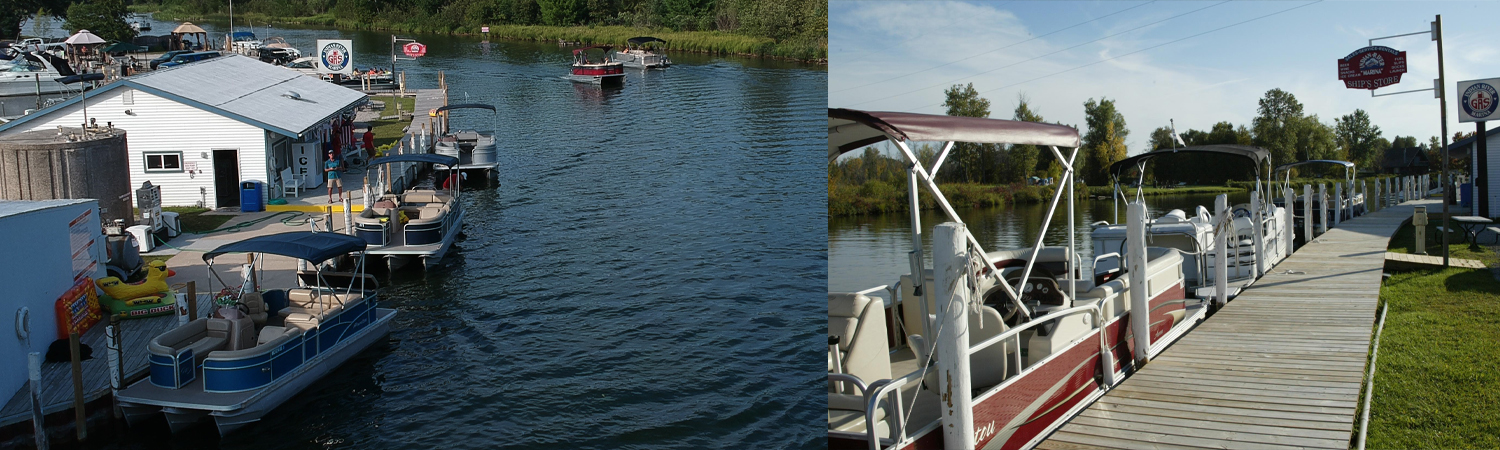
[1338,46,1407,90]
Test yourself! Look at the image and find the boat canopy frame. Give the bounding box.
[1273,159,1357,190]
[1106,144,1276,223]
[829,107,1082,324]
[201,231,371,312]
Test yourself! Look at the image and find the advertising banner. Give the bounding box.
[1337,46,1407,90]
[1458,78,1500,123]
[316,39,354,75]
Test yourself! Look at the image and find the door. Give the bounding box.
[213,149,240,208]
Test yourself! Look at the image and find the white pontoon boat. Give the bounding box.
[615,37,671,69]
[353,154,465,270]
[431,103,500,181]
[827,108,1211,450]
[1272,159,1364,245]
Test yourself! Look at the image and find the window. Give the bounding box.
[144,152,183,172]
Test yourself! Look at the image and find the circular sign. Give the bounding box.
[403,42,427,58]
[320,42,350,72]
[1463,83,1499,120]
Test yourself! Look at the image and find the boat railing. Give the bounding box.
[858,303,1106,450]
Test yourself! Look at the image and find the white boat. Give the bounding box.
[230,31,262,55]
[568,45,624,87]
[1089,145,1290,301]
[353,154,465,270]
[1272,159,1364,244]
[615,37,671,69]
[0,52,75,96]
[116,231,394,435]
[431,103,500,180]
[827,108,1211,450]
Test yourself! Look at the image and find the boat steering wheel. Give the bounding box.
[984,266,1065,326]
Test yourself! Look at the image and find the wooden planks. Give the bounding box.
[1039,200,1442,449]
[0,295,213,427]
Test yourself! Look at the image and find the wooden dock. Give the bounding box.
[0,295,212,428]
[1039,199,1445,449]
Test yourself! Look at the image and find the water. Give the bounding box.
[89,19,827,450]
[829,192,1252,295]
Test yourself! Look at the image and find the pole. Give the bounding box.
[186,280,197,319]
[105,318,123,419]
[29,352,48,450]
[1319,183,1328,233]
[933,222,973,450]
[1438,15,1451,269]
[1215,194,1229,307]
[69,331,86,441]
[1128,201,1150,365]
[1304,184,1314,243]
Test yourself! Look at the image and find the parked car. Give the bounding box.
[158,51,221,69]
[149,50,193,69]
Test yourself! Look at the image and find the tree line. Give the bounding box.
[831,85,1455,194]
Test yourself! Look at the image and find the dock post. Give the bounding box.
[176,289,189,326]
[106,317,123,419]
[186,281,197,319]
[29,352,47,450]
[1215,195,1229,307]
[1251,191,1264,276]
[1284,186,1295,255]
[1128,201,1151,364]
[1334,183,1343,227]
[343,198,354,236]
[931,222,975,450]
[1304,185,1313,243]
[69,331,86,441]
[1319,184,1328,234]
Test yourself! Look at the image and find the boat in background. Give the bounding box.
[827,108,1209,450]
[116,231,395,435]
[230,31,262,55]
[353,154,465,270]
[0,52,77,96]
[616,37,671,69]
[568,45,624,87]
[431,103,500,181]
[1273,159,1364,245]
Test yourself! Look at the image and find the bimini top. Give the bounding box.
[572,45,614,55]
[627,37,666,46]
[1109,144,1272,181]
[828,108,1081,164]
[1273,159,1355,173]
[434,103,496,114]
[368,153,460,167]
[203,231,367,264]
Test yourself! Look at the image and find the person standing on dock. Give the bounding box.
[325,152,344,203]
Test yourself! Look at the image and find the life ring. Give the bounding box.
[15,307,29,341]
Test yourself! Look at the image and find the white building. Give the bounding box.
[0,55,366,209]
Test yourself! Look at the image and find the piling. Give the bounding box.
[1304,184,1313,242]
[68,332,85,441]
[1334,182,1343,226]
[28,352,47,450]
[106,318,123,419]
[1319,184,1328,234]
[186,281,197,319]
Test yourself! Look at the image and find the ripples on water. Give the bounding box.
[101,20,826,450]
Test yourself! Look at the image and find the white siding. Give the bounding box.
[0,88,272,209]
[1488,133,1500,217]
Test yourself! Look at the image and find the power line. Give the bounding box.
[843,1,1229,109]
[832,1,1153,94]
[911,0,1324,113]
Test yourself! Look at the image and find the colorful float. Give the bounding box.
[95,260,177,319]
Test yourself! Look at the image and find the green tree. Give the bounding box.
[1296,115,1339,161]
[64,0,134,43]
[942,83,994,183]
[1334,109,1383,169]
[2,0,68,39]
[1252,88,1305,165]
[1009,94,1044,184]
[538,0,585,26]
[1081,97,1128,185]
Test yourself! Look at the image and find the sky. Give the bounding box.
[830,1,1500,158]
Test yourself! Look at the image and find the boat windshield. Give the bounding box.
[7,61,42,72]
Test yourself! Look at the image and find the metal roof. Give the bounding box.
[0,54,366,138]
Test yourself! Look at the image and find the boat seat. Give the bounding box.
[968,305,1010,391]
[278,302,345,318]
[286,289,363,306]
[241,292,268,327]
[257,326,286,345]
[149,318,232,367]
[828,293,892,435]
[225,316,256,351]
[284,313,319,330]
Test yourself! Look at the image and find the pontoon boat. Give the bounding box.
[353,154,465,270]
[615,37,671,69]
[1272,159,1364,245]
[827,108,1210,450]
[431,103,500,180]
[568,45,624,87]
[116,232,395,435]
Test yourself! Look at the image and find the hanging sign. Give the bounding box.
[316,39,354,75]
[1337,46,1407,90]
[403,42,427,58]
[1458,78,1500,122]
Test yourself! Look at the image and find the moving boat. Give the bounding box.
[1272,159,1364,245]
[568,45,624,87]
[0,52,76,96]
[353,154,465,270]
[431,103,501,180]
[615,37,671,69]
[116,232,395,435]
[1090,145,1290,301]
[827,108,1210,450]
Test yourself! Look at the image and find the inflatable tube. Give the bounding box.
[100,291,177,320]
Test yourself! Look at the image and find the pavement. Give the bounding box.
[144,209,355,295]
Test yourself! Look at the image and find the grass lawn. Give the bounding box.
[1386,221,1499,266]
[1370,267,1500,448]
[161,206,232,233]
[367,95,418,151]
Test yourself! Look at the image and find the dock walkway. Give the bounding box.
[1039,199,1443,449]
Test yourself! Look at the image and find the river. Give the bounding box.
[61,16,827,450]
[829,192,1253,295]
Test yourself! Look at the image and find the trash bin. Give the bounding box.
[241,181,264,212]
[127,225,154,253]
[1462,183,1473,208]
[160,211,181,237]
